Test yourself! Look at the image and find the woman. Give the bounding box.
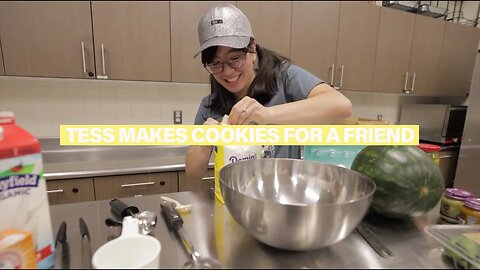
[185,4,352,184]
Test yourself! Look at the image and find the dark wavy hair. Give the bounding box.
[201,38,290,116]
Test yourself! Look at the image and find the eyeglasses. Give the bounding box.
[204,51,248,75]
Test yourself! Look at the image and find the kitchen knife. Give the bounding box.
[79,217,92,269]
[160,199,183,231]
[356,224,393,258]
[54,221,70,269]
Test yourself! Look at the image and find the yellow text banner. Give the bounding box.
[60,125,419,146]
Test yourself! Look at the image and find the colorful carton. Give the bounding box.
[0,112,55,268]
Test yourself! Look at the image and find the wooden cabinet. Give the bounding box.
[237,1,292,59]
[334,2,380,91]
[407,15,445,96]
[170,1,234,83]
[436,22,480,97]
[0,1,95,79]
[373,8,415,93]
[91,2,170,81]
[0,1,478,96]
[0,1,171,82]
[178,168,214,192]
[94,172,178,200]
[46,178,95,205]
[290,1,340,85]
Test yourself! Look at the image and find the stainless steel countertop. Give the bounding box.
[49,189,452,269]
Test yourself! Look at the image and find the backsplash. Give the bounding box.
[0,76,466,137]
[0,76,210,137]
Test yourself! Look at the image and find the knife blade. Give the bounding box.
[79,217,92,269]
[356,223,394,258]
[54,221,70,269]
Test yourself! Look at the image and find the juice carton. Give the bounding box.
[0,112,55,268]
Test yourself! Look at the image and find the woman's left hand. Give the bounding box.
[228,96,270,125]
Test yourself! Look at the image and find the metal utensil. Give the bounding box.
[356,223,394,258]
[54,221,70,269]
[107,198,157,235]
[105,218,123,227]
[79,218,93,268]
[136,210,157,235]
[105,212,157,235]
[110,198,139,218]
[160,199,223,269]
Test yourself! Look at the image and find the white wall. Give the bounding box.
[0,76,466,138]
[0,76,210,137]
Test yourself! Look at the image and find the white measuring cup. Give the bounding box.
[92,216,161,269]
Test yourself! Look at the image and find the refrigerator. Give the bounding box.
[454,52,480,196]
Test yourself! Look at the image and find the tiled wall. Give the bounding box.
[0,76,210,137]
[0,76,466,137]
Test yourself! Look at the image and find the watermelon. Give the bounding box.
[351,146,444,218]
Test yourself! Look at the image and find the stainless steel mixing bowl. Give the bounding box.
[219,158,376,251]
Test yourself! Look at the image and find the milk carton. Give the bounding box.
[0,112,55,268]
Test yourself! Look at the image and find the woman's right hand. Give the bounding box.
[204,117,220,126]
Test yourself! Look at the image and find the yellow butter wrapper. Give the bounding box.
[214,115,262,204]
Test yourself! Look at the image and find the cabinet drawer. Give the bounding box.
[46,178,95,205]
[178,168,214,192]
[94,172,178,200]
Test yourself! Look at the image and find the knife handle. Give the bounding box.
[79,217,90,240]
[110,198,139,218]
[55,221,67,245]
[160,199,183,231]
[357,224,393,258]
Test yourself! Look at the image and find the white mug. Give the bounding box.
[92,216,161,269]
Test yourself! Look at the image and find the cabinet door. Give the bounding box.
[178,168,214,192]
[290,1,339,85]
[335,2,380,91]
[170,1,234,83]
[46,178,95,205]
[0,1,95,78]
[372,7,415,93]
[408,16,445,96]
[436,23,480,97]
[94,172,178,200]
[91,2,170,81]
[237,1,292,58]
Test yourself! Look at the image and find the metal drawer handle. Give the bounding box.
[47,189,64,194]
[121,181,155,188]
[81,42,87,73]
[330,63,335,86]
[403,72,410,93]
[410,72,416,93]
[202,176,214,181]
[440,155,452,159]
[339,65,344,88]
[97,43,108,79]
[101,43,106,76]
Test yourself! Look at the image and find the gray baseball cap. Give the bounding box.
[194,4,254,58]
